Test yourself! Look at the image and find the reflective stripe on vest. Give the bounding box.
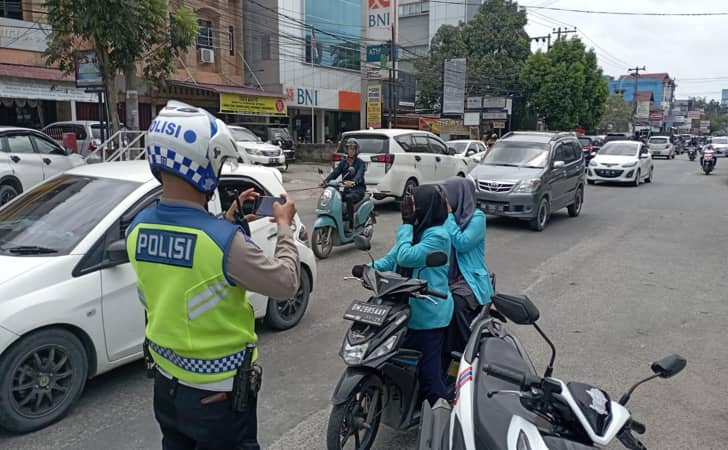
[187,279,228,320]
[148,340,247,374]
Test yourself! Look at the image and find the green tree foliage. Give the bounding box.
[520,38,609,131]
[599,95,633,132]
[415,0,530,110]
[45,0,198,131]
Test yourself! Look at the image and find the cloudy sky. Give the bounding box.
[522,0,728,100]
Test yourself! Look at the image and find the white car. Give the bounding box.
[0,127,86,205]
[587,140,654,186]
[0,161,316,433]
[338,129,470,200]
[647,136,674,159]
[704,136,728,157]
[446,139,489,169]
[229,125,287,171]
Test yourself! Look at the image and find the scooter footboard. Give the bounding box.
[416,399,452,450]
[331,367,376,405]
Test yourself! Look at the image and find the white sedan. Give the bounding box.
[587,140,654,187]
[229,125,287,171]
[447,139,488,169]
[0,161,316,433]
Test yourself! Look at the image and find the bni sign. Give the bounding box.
[368,0,392,29]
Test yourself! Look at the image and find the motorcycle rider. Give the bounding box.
[701,145,717,168]
[486,133,498,147]
[126,101,300,450]
[362,186,453,406]
[322,139,366,231]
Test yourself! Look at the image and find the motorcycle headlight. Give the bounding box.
[319,189,333,207]
[514,178,541,193]
[367,334,399,361]
[589,159,598,167]
[622,161,638,168]
[342,341,368,366]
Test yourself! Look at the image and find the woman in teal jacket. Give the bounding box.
[441,176,494,356]
[371,185,453,405]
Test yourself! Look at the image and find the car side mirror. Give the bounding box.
[447,146,457,156]
[425,251,448,267]
[651,354,687,379]
[105,239,129,264]
[640,153,649,159]
[491,293,540,325]
[553,161,565,169]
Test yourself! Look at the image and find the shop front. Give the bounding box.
[418,117,476,141]
[284,86,360,143]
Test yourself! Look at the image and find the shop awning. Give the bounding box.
[170,81,287,116]
[0,78,97,103]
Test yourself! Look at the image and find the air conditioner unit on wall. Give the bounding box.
[199,48,215,64]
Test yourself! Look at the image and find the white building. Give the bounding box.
[721,89,728,108]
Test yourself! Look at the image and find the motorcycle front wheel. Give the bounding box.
[326,376,383,450]
[312,226,335,259]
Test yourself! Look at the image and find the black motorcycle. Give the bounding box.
[688,146,697,161]
[326,237,448,450]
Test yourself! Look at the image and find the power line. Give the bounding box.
[521,5,728,17]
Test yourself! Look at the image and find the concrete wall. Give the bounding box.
[295,143,338,162]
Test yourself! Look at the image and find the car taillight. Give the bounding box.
[370,153,395,173]
[332,152,343,169]
[584,146,593,151]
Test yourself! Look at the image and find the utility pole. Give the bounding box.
[552,27,577,43]
[529,34,551,50]
[629,65,647,131]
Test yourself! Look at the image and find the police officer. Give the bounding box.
[126,101,300,450]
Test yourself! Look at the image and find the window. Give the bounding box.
[262,34,271,61]
[399,1,429,18]
[337,135,389,155]
[554,144,569,163]
[6,134,35,154]
[197,19,213,49]
[32,136,64,155]
[428,137,448,155]
[395,135,414,152]
[0,0,22,19]
[229,26,235,56]
[412,135,431,153]
[565,143,581,163]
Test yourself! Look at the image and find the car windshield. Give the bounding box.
[269,127,291,140]
[230,127,261,142]
[649,137,668,144]
[0,175,141,256]
[338,134,389,155]
[480,141,549,168]
[578,137,591,146]
[448,142,469,153]
[599,143,638,156]
[712,137,728,145]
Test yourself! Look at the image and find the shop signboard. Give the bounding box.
[0,79,97,102]
[687,111,701,120]
[649,111,664,121]
[483,96,507,109]
[492,120,506,129]
[418,117,469,135]
[700,120,711,128]
[442,58,466,115]
[0,18,50,52]
[466,97,482,109]
[482,111,508,120]
[464,112,480,126]
[285,87,339,109]
[76,51,103,88]
[219,93,287,116]
[367,84,382,128]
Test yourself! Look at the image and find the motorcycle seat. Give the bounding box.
[352,194,371,211]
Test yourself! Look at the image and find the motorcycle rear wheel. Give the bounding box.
[326,376,383,450]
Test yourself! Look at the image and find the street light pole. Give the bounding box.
[629,66,647,131]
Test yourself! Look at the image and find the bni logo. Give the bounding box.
[369,0,390,9]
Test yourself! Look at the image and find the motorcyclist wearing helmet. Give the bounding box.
[126,101,300,450]
[323,138,366,230]
[486,133,498,147]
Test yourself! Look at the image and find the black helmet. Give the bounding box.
[345,138,360,154]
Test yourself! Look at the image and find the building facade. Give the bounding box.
[721,89,728,108]
[609,73,675,111]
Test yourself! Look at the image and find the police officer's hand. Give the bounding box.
[225,189,259,223]
[272,193,296,225]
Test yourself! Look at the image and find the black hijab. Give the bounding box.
[412,185,449,244]
[441,176,476,230]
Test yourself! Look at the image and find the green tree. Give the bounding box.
[45,0,198,132]
[599,95,632,132]
[520,38,609,131]
[415,0,530,110]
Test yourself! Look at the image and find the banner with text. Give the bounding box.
[220,93,287,116]
[367,84,382,128]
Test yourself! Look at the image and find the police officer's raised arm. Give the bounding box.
[224,193,300,300]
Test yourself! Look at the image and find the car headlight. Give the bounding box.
[319,189,333,207]
[589,159,598,167]
[244,147,261,155]
[622,161,638,168]
[367,334,400,361]
[514,179,541,193]
[342,341,368,365]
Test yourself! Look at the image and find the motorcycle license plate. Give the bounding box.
[343,301,391,326]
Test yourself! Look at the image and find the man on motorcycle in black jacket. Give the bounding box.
[323,139,366,230]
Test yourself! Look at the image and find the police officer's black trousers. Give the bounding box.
[153,372,260,450]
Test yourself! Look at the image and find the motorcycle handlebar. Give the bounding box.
[630,419,646,435]
[483,364,542,390]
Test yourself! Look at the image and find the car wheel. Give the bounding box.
[529,197,550,232]
[0,184,18,206]
[587,179,595,185]
[266,270,311,330]
[567,187,583,217]
[671,153,675,159]
[645,167,653,183]
[633,170,641,187]
[0,329,88,433]
[402,178,418,198]
[312,226,335,259]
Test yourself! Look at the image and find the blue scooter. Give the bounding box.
[312,168,375,259]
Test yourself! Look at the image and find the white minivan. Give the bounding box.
[336,129,470,200]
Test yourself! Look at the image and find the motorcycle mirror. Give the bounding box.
[353,235,371,251]
[651,354,687,379]
[491,293,540,325]
[425,251,448,267]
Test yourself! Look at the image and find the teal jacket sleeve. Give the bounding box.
[444,211,485,252]
[395,224,447,268]
[372,245,398,272]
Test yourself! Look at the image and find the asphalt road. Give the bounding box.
[2,156,727,450]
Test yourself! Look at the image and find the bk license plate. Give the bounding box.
[343,301,391,326]
[269,158,278,164]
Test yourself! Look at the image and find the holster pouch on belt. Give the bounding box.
[232,343,260,412]
[143,338,156,379]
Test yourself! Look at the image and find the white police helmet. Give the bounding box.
[146,100,238,193]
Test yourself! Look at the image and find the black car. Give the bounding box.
[604,132,631,143]
[577,135,600,163]
[469,131,586,231]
